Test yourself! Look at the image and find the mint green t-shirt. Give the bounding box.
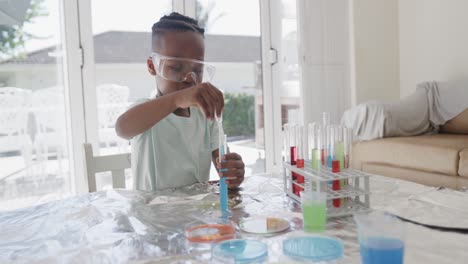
[131,102,219,191]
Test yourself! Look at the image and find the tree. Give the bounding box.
[196,0,225,31]
[223,93,255,137]
[0,0,47,60]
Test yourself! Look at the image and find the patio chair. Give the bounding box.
[96,84,130,152]
[31,86,67,176]
[83,143,131,192]
[0,87,33,170]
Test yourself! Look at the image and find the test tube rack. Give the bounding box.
[283,160,371,218]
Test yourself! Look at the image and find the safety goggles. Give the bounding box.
[150,52,215,83]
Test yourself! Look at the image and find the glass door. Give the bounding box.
[87,0,173,189]
[0,0,75,210]
[195,0,266,178]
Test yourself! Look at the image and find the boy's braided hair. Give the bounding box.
[152,12,204,38]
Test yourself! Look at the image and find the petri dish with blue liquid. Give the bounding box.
[283,235,344,262]
[212,239,268,264]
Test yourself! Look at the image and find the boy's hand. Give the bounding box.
[216,152,245,188]
[174,83,224,120]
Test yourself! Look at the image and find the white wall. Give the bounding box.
[399,0,468,97]
[350,0,468,100]
[295,0,401,124]
[352,0,400,104]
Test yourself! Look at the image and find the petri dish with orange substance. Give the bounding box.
[185,220,237,255]
[186,222,236,243]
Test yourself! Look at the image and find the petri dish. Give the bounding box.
[239,216,290,234]
[283,235,343,262]
[186,222,236,243]
[212,239,268,263]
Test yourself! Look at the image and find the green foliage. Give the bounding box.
[223,93,255,137]
[0,0,47,59]
[195,0,225,31]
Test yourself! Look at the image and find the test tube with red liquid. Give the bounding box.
[290,124,297,166]
[330,126,341,208]
[283,124,290,163]
[344,127,353,169]
[295,126,305,195]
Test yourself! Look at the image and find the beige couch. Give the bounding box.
[351,109,468,190]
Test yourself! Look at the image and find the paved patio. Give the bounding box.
[0,139,265,211]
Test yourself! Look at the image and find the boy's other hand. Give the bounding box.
[174,83,224,120]
[216,152,245,188]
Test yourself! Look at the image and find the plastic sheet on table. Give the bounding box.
[1,174,468,263]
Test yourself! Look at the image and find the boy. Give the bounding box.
[115,13,245,190]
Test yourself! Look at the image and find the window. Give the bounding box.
[89,0,173,189]
[0,1,295,209]
[0,0,74,210]
[274,0,301,126]
[196,0,266,178]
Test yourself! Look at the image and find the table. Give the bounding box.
[0,173,467,263]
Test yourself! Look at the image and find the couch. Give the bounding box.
[351,109,468,190]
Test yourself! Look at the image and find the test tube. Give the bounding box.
[336,126,346,204]
[219,134,228,212]
[303,125,308,162]
[327,125,333,168]
[321,113,330,166]
[303,124,312,192]
[290,124,297,165]
[343,127,353,205]
[296,126,305,168]
[284,124,294,192]
[289,124,299,194]
[335,126,345,171]
[322,112,330,128]
[330,126,341,208]
[295,125,305,193]
[311,126,321,170]
[284,124,290,163]
[331,126,340,173]
[220,134,227,156]
[307,123,316,161]
[321,125,326,166]
[344,127,353,169]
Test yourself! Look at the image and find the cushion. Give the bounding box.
[352,134,468,176]
[362,163,459,189]
[440,108,468,134]
[460,148,468,178]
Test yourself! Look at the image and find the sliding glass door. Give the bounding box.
[0,0,75,210]
[86,0,173,189]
